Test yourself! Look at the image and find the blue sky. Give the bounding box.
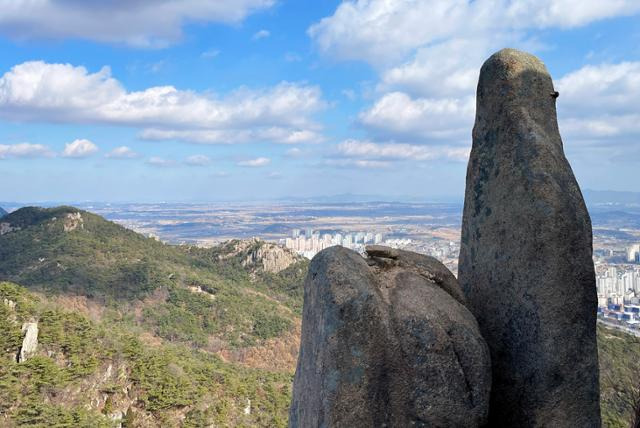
[1,0,639,203]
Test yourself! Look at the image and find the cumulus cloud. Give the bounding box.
[62,139,98,158]
[309,0,640,65]
[311,0,640,154]
[200,49,220,59]
[0,142,54,159]
[105,146,139,159]
[185,154,211,166]
[336,139,469,162]
[147,157,176,167]
[140,128,324,145]
[237,157,270,167]
[323,158,391,169]
[252,29,270,40]
[358,92,475,144]
[555,62,640,143]
[0,0,274,47]
[266,171,283,179]
[0,61,326,145]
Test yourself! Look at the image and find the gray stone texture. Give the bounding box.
[18,321,38,363]
[458,48,600,427]
[290,245,491,428]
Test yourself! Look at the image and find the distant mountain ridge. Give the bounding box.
[0,206,7,218]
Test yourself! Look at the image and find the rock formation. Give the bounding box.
[458,48,600,426]
[63,212,84,232]
[218,238,302,274]
[242,240,300,274]
[18,321,38,362]
[290,245,491,428]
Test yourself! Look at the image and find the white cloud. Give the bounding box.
[0,142,54,159]
[556,62,640,142]
[557,62,640,115]
[309,0,640,66]
[358,92,475,144]
[237,157,270,167]
[185,154,211,166]
[0,61,326,145]
[105,146,139,159]
[380,38,490,98]
[336,139,469,162]
[323,158,391,169]
[147,157,176,167]
[62,139,98,158]
[252,29,270,40]
[201,49,220,59]
[311,0,640,153]
[266,171,283,179]
[140,127,324,145]
[0,0,275,47]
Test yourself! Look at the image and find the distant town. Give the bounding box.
[3,198,639,334]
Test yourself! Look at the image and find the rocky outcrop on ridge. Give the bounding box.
[289,245,491,428]
[458,48,600,427]
[18,321,38,363]
[218,238,303,274]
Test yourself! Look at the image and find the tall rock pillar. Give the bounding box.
[458,48,600,427]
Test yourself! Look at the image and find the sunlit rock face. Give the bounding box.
[290,245,491,428]
[458,48,601,427]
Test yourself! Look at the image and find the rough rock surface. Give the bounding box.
[18,321,38,362]
[0,222,19,236]
[290,245,491,428]
[458,48,600,427]
[231,238,301,273]
[244,241,299,274]
[63,212,84,232]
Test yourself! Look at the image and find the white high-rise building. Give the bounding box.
[628,244,640,262]
[623,272,635,293]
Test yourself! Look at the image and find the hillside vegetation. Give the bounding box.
[0,206,638,426]
[0,207,307,348]
[0,281,292,427]
[599,325,640,427]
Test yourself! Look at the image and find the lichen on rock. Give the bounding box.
[290,245,491,428]
[458,48,600,427]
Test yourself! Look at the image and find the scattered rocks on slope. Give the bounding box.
[0,222,20,236]
[63,212,84,232]
[458,48,600,427]
[18,321,38,363]
[290,246,491,428]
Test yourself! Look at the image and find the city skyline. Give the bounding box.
[1,1,640,202]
